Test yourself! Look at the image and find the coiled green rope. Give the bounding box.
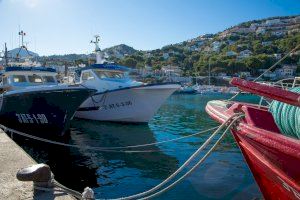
[269,87,300,139]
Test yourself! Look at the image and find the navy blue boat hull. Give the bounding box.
[0,88,94,138]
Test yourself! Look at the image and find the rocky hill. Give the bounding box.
[103,44,137,59]
[8,48,39,58]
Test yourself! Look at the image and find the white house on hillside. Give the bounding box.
[256,27,266,34]
[231,26,256,34]
[138,65,153,77]
[262,41,272,46]
[211,41,222,52]
[161,65,182,77]
[265,19,282,26]
[250,23,259,29]
[237,50,252,59]
[273,54,282,60]
[259,69,277,80]
[275,64,297,78]
[272,30,285,37]
[226,51,237,56]
[163,53,169,60]
[239,71,251,78]
[145,52,152,58]
[227,40,236,45]
[294,16,300,23]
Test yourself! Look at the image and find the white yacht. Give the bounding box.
[179,84,197,94]
[75,36,180,123]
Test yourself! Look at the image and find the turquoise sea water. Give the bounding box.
[18,93,262,200]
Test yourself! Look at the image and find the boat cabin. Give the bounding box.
[79,64,143,92]
[0,67,58,91]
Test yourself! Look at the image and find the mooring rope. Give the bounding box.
[138,115,244,200]
[0,124,218,153]
[33,179,83,199]
[93,126,219,150]
[29,114,243,200]
[269,87,300,139]
[8,113,243,200]
[106,114,242,200]
[53,180,83,199]
[79,83,108,109]
[0,125,157,153]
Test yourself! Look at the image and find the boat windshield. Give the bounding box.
[42,76,56,83]
[94,70,125,79]
[12,75,27,83]
[28,74,43,83]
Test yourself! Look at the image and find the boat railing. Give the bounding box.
[292,77,300,88]
[258,77,300,107]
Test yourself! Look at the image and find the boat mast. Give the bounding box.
[90,35,105,64]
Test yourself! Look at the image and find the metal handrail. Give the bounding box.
[258,77,300,107]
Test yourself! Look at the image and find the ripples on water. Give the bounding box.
[16,94,262,199]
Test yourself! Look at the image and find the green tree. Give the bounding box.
[120,57,137,68]
[244,57,263,75]
[136,62,144,69]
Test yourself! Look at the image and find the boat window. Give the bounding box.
[109,72,125,79]
[43,76,56,83]
[12,75,27,83]
[82,72,94,81]
[28,75,43,83]
[94,70,125,79]
[94,71,107,79]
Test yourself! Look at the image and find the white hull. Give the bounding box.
[75,84,179,123]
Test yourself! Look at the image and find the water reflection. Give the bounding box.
[70,119,179,180]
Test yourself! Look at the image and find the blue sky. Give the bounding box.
[0,0,299,56]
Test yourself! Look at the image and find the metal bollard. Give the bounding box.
[16,163,54,188]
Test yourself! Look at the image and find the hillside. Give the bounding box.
[114,15,300,76]
[38,15,300,77]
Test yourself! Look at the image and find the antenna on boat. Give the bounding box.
[90,35,105,64]
[16,30,31,60]
[4,43,8,67]
[0,43,8,68]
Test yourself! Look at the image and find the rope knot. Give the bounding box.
[82,187,95,200]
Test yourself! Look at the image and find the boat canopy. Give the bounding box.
[5,66,56,73]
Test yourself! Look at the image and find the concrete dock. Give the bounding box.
[0,130,75,200]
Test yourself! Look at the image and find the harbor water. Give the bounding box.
[14,93,262,199]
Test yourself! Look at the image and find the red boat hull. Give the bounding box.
[206,101,300,200]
